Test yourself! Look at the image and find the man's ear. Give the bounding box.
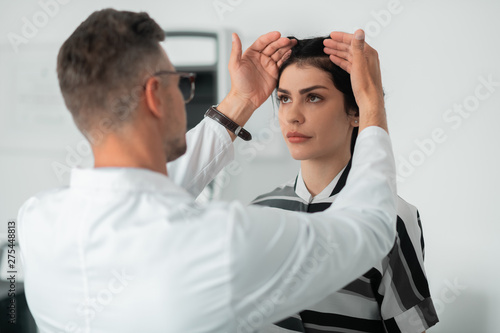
[144,77,163,119]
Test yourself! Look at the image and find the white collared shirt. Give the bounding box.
[18,118,397,333]
[295,164,348,204]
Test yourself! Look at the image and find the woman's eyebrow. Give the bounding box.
[277,85,328,95]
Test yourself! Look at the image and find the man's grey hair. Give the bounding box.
[57,8,166,138]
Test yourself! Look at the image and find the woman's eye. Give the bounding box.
[308,95,322,103]
[277,95,291,104]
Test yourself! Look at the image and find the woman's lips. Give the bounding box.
[287,131,312,143]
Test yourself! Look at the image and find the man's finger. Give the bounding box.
[270,46,288,63]
[349,29,367,77]
[352,29,366,55]
[329,54,352,73]
[323,47,352,63]
[248,31,282,53]
[229,32,242,69]
[268,39,296,62]
[277,49,292,68]
[261,37,296,57]
[323,39,350,52]
[330,31,353,45]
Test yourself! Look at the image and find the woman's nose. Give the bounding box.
[286,103,305,124]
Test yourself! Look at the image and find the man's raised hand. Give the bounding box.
[227,31,297,110]
[323,29,384,114]
[323,29,387,132]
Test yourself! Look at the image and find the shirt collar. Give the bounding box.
[70,166,189,196]
[294,163,349,203]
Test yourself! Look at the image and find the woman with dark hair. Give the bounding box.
[252,35,439,333]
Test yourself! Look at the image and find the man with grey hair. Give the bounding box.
[18,8,397,333]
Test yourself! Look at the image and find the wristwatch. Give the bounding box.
[204,105,252,141]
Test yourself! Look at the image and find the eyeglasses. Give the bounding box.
[145,70,196,104]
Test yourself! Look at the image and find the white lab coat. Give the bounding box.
[17,118,397,332]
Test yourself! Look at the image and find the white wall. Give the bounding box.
[1,0,499,331]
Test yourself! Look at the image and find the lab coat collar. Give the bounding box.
[70,166,188,195]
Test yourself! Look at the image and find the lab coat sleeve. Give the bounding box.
[167,118,234,197]
[226,126,398,331]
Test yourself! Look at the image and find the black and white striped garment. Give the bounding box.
[251,159,439,333]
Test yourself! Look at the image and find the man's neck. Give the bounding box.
[300,149,351,197]
[92,129,168,176]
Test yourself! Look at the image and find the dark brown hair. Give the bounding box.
[57,8,165,136]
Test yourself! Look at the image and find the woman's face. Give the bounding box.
[277,63,358,162]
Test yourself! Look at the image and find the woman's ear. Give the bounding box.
[348,110,359,127]
[351,116,359,127]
